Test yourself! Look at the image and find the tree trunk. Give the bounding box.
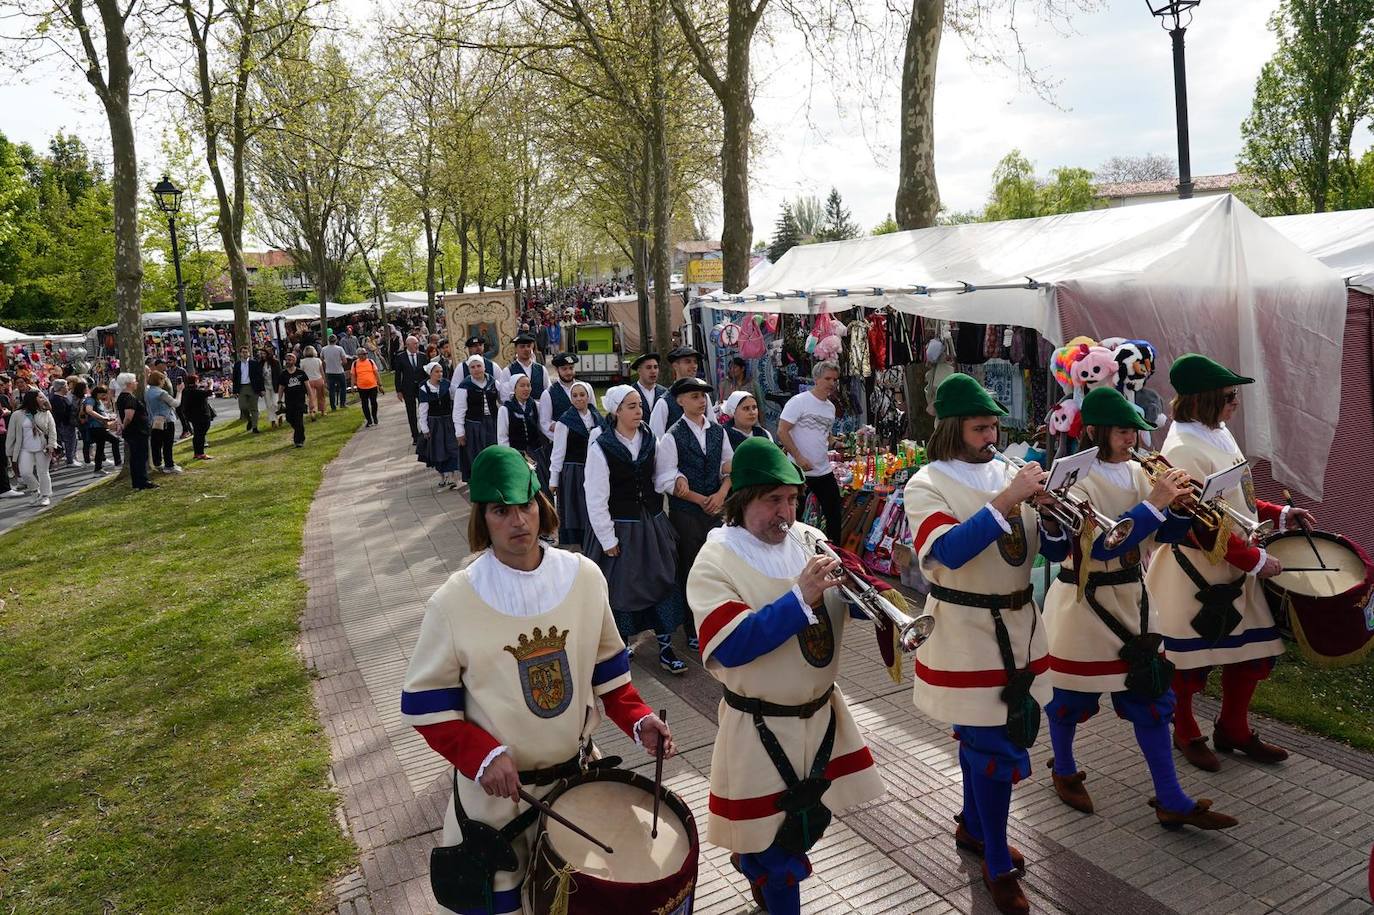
[718,20,753,292]
[635,131,653,352]
[650,0,673,350]
[894,0,945,230]
[423,210,439,331]
[457,212,470,290]
[496,218,509,290]
[476,219,486,292]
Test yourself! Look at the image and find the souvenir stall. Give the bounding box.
[3,333,90,384]
[89,310,285,385]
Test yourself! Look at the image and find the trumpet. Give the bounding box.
[1130,448,1273,542]
[783,524,935,651]
[985,445,1134,549]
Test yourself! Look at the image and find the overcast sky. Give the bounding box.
[2,0,1354,248]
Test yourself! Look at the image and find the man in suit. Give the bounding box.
[229,345,266,434]
[393,335,426,442]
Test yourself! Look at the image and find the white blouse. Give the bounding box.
[549,409,597,487]
[583,426,675,552]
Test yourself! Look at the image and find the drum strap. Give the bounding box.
[1056,564,1172,697]
[1172,544,1245,645]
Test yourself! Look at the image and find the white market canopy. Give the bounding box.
[93,309,284,331]
[693,195,1348,499]
[0,325,23,343]
[277,301,375,320]
[1266,208,1374,293]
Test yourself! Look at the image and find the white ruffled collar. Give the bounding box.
[928,458,1012,495]
[467,545,581,617]
[1171,421,1240,458]
[708,524,809,580]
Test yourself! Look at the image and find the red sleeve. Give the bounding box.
[600,682,654,739]
[1256,500,1283,525]
[416,720,502,780]
[1223,531,1262,572]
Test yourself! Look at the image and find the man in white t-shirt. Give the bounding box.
[777,360,842,543]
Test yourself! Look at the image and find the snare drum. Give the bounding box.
[525,767,698,915]
[1262,530,1374,667]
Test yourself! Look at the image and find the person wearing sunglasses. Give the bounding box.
[1146,354,1315,774]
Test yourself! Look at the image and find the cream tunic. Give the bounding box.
[1044,461,1162,693]
[1146,423,1283,669]
[903,463,1052,726]
[401,553,630,905]
[687,523,884,853]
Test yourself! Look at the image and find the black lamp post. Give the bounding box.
[1147,1,1201,200]
[152,174,194,371]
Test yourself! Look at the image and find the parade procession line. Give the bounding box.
[301,396,1374,915]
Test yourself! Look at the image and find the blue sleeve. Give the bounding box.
[928,507,1006,570]
[1090,502,1166,561]
[1038,521,1072,563]
[1154,509,1194,545]
[712,589,816,668]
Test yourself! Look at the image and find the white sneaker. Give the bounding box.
[93,468,110,476]
[169,465,184,474]
[38,496,50,506]
[0,490,25,498]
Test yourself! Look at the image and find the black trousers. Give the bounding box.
[670,506,720,640]
[286,407,306,445]
[150,425,175,468]
[359,387,378,425]
[91,428,121,469]
[326,373,347,409]
[401,389,419,439]
[805,471,844,545]
[125,433,150,488]
[191,418,211,456]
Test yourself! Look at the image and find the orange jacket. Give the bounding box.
[352,357,381,390]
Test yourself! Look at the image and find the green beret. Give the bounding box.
[1081,386,1154,430]
[730,438,804,489]
[469,446,540,504]
[934,372,1007,419]
[1169,353,1254,395]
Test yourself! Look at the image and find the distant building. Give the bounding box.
[243,250,312,291]
[672,240,721,271]
[1094,173,1240,208]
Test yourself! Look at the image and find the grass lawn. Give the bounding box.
[0,409,360,913]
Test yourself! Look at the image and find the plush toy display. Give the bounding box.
[1048,398,1082,439]
[1070,345,1119,396]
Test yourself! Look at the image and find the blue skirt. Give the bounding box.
[459,416,497,481]
[418,413,461,473]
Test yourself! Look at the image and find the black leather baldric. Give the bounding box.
[722,684,835,719]
[929,584,1034,611]
[517,744,621,787]
[1056,564,1143,588]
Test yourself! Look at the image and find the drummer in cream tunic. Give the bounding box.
[687,438,883,915]
[1146,354,1314,772]
[401,447,674,915]
[1042,388,1237,831]
[903,373,1070,915]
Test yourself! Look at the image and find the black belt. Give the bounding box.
[722,684,835,719]
[518,744,621,787]
[1056,564,1142,588]
[929,584,1034,611]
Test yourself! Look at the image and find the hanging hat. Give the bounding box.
[602,384,635,414]
[469,446,540,504]
[730,438,803,489]
[630,352,660,370]
[514,332,535,345]
[1081,386,1154,430]
[666,345,703,363]
[669,376,712,399]
[465,335,484,349]
[721,390,754,419]
[934,372,1007,419]
[551,353,578,368]
[1169,353,1254,395]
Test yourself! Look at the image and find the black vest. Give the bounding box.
[505,399,543,452]
[547,382,572,423]
[725,422,773,449]
[507,360,547,398]
[461,378,498,420]
[559,410,597,464]
[597,424,663,520]
[668,419,724,516]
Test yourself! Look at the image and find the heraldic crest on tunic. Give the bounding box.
[998,514,1030,567]
[505,626,573,718]
[797,604,836,668]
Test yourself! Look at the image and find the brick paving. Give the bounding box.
[300,396,1374,914]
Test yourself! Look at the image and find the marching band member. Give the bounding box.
[903,373,1070,915]
[649,346,718,438]
[582,384,683,666]
[1042,388,1237,830]
[401,446,673,915]
[496,373,549,492]
[453,355,500,483]
[722,390,775,448]
[688,438,884,915]
[1147,354,1314,771]
[656,376,733,667]
[548,380,600,547]
[631,352,666,417]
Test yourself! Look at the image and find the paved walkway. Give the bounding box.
[302,396,1374,915]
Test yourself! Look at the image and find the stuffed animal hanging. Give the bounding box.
[1071,345,1119,396]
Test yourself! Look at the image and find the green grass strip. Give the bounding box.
[1215,643,1374,752]
[0,410,360,913]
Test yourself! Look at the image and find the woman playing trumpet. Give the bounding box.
[1042,388,1237,830]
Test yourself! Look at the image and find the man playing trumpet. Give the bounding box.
[687,438,884,915]
[903,373,1070,915]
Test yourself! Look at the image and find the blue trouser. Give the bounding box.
[1046,687,1193,814]
[954,724,1029,880]
[326,372,347,409]
[736,844,810,915]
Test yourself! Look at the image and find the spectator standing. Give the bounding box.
[261,349,282,428]
[84,384,121,474]
[278,352,310,447]
[7,390,57,506]
[229,346,265,434]
[48,378,79,466]
[180,374,215,459]
[0,374,18,498]
[321,333,349,411]
[393,336,426,442]
[777,360,843,544]
[299,345,326,419]
[116,372,155,490]
[352,345,383,427]
[71,378,91,463]
[144,370,184,474]
[337,325,358,356]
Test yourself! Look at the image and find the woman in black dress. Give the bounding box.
[548,380,599,546]
[416,361,461,489]
[454,354,500,482]
[496,373,549,492]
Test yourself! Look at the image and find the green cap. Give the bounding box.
[1169,353,1254,395]
[730,438,804,489]
[1081,386,1154,430]
[934,372,1007,419]
[469,446,540,504]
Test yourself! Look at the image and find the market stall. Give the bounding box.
[89,309,284,381]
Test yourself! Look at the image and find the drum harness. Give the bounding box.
[1054,563,1173,698]
[721,683,838,854]
[927,584,1041,748]
[430,741,622,913]
[1170,544,1246,644]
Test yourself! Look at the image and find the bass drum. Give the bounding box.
[525,767,698,915]
[1262,530,1374,667]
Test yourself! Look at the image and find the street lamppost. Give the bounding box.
[151,175,194,371]
[1147,1,1201,200]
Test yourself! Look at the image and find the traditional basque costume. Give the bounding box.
[504,356,546,401]
[634,379,668,418]
[724,421,774,449]
[688,442,883,915]
[903,373,1070,913]
[582,421,684,652]
[401,449,655,915]
[549,402,600,546]
[453,373,500,482]
[496,395,550,493]
[417,378,462,476]
[461,354,499,381]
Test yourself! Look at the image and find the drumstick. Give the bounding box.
[1273,566,1340,573]
[651,708,667,839]
[518,788,614,854]
[1283,489,1327,569]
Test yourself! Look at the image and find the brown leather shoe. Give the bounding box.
[1046,759,1094,813]
[1149,797,1240,830]
[982,861,1030,915]
[953,814,1026,871]
[730,853,768,911]
[1173,733,1221,772]
[1213,725,1289,763]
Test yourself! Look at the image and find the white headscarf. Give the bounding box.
[721,390,754,419]
[602,383,635,415]
[465,354,485,368]
[423,360,444,376]
[570,380,594,405]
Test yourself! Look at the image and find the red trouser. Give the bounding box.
[1170,657,1276,743]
